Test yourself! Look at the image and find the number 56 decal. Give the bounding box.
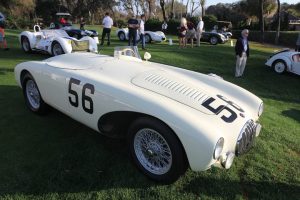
[68,78,95,114]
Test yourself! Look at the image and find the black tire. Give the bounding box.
[21,36,32,53]
[22,73,48,115]
[118,32,126,41]
[51,41,65,56]
[127,117,187,183]
[209,36,218,45]
[145,34,152,43]
[272,60,286,74]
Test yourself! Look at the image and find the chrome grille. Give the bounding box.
[236,120,256,156]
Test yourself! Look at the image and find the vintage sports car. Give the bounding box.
[19,25,98,56]
[15,46,263,183]
[265,49,300,75]
[201,31,228,45]
[49,13,99,44]
[116,28,166,43]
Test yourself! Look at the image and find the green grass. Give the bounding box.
[0,26,299,200]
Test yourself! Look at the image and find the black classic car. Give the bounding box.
[200,31,228,45]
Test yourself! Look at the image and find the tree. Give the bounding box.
[170,0,175,19]
[200,0,206,17]
[275,0,280,44]
[259,0,265,43]
[160,0,167,21]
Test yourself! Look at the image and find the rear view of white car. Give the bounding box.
[19,25,98,56]
[116,28,166,43]
[265,49,300,75]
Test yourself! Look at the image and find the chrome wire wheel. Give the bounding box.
[133,128,172,175]
[119,32,125,41]
[274,61,285,73]
[52,43,64,56]
[210,36,218,45]
[25,79,40,110]
[145,34,151,43]
[22,38,30,52]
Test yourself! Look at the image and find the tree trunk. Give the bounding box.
[275,0,281,45]
[160,0,167,21]
[259,0,265,43]
[170,0,175,19]
[185,0,189,17]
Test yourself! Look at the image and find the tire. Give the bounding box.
[127,117,187,183]
[22,73,48,115]
[145,34,152,43]
[21,36,32,53]
[118,32,126,41]
[51,42,65,56]
[273,60,286,74]
[210,36,218,45]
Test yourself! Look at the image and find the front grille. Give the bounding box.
[236,120,256,156]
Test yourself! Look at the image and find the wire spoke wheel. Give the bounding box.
[274,61,285,73]
[26,79,40,110]
[134,128,172,175]
[52,43,64,56]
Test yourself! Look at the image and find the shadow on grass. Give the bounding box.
[282,108,300,122]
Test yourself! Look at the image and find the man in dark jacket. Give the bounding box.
[235,29,249,77]
[128,15,139,46]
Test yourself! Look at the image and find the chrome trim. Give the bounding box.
[236,120,256,156]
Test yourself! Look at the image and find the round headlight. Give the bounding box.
[213,137,224,159]
[258,102,264,117]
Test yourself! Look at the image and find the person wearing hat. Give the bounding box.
[128,14,139,46]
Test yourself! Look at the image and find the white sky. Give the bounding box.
[188,0,300,6]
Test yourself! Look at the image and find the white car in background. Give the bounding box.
[0,12,5,22]
[15,46,263,183]
[19,25,98,56]
[116,28,166,43]
[265,49,300,75]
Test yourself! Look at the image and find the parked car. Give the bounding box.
[116,28,166,43]
[201,31,228,45]
[265,49,300,75]
[50,13,99,44]
[0,12,4,23]
[15,46,263,183]
[19,25,98,56]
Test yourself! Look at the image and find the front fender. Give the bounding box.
[51,37,72,54]
[19,31,36,49]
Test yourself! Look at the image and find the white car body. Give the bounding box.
[19,26,98,56]
[265,50,300,75]
[15,47,263,182]
[116,28,166,43]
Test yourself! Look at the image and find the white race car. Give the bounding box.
[265,49,300,75]
[15,47,263,183]
[116,28,166,43]
[19,25,98,56]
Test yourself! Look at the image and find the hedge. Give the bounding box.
[232,30,299,48]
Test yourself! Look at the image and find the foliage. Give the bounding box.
[202,14,217,30]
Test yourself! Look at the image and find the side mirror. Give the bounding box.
[144,52,151,61]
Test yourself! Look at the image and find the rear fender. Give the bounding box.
[51,37,72,54]
[20,31,36,49]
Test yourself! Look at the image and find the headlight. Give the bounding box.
[258,102,264,117]
[213,137,224,159]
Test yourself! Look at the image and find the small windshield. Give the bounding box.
[114,46,141,60]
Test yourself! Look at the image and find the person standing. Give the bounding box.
[80,17,86,30]
[128,15,139,46]
[0,23,9,50]
[137,14,146,50]
[196,17,204,47]
[235,29,250,77]
[178,17,187,48]
[101,12,113,46]
[185,20,196,48]
[162,21,168,34]
[296,33,300,52]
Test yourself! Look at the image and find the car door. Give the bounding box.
[291,53,300,75]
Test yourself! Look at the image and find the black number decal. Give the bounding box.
[68,78,94,114]
[202,97,237,123]
[82,83,94,114]
[68,78,81,107]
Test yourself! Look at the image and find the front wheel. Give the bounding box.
[21,37,32,53]
[145,34,152,43]
[210,36,218,45]
[22,73,48,115]
[51,42,65,56]
[127,117,187,183]
[273,60,286,74]
[118,32,126,41]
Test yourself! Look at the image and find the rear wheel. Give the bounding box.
[127,117,187,183]
[21,37,32,53]
[273,60,286,74]
[51,42,65,56]
[22,73,48,115]
[145,34,152,43]
[118,32,126,41]
[210,36,218,45]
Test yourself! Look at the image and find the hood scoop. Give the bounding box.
[132,71,223,114]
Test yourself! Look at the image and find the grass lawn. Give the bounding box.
[0,26,299,200]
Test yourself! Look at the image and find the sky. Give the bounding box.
[205,0,299,6]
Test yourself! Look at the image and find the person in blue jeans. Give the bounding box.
[128,15,139,46]
[137,14,146,50]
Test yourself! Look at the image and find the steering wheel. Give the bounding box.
[34,24,41,32]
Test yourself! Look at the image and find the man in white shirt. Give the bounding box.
[137,14,146,50]
[196,17,204,47]
[101,12,113,46]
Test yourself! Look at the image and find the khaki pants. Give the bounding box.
[235,52,247,77]
[196,31,202,46]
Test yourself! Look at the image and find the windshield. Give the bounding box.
[114,46,141,60]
